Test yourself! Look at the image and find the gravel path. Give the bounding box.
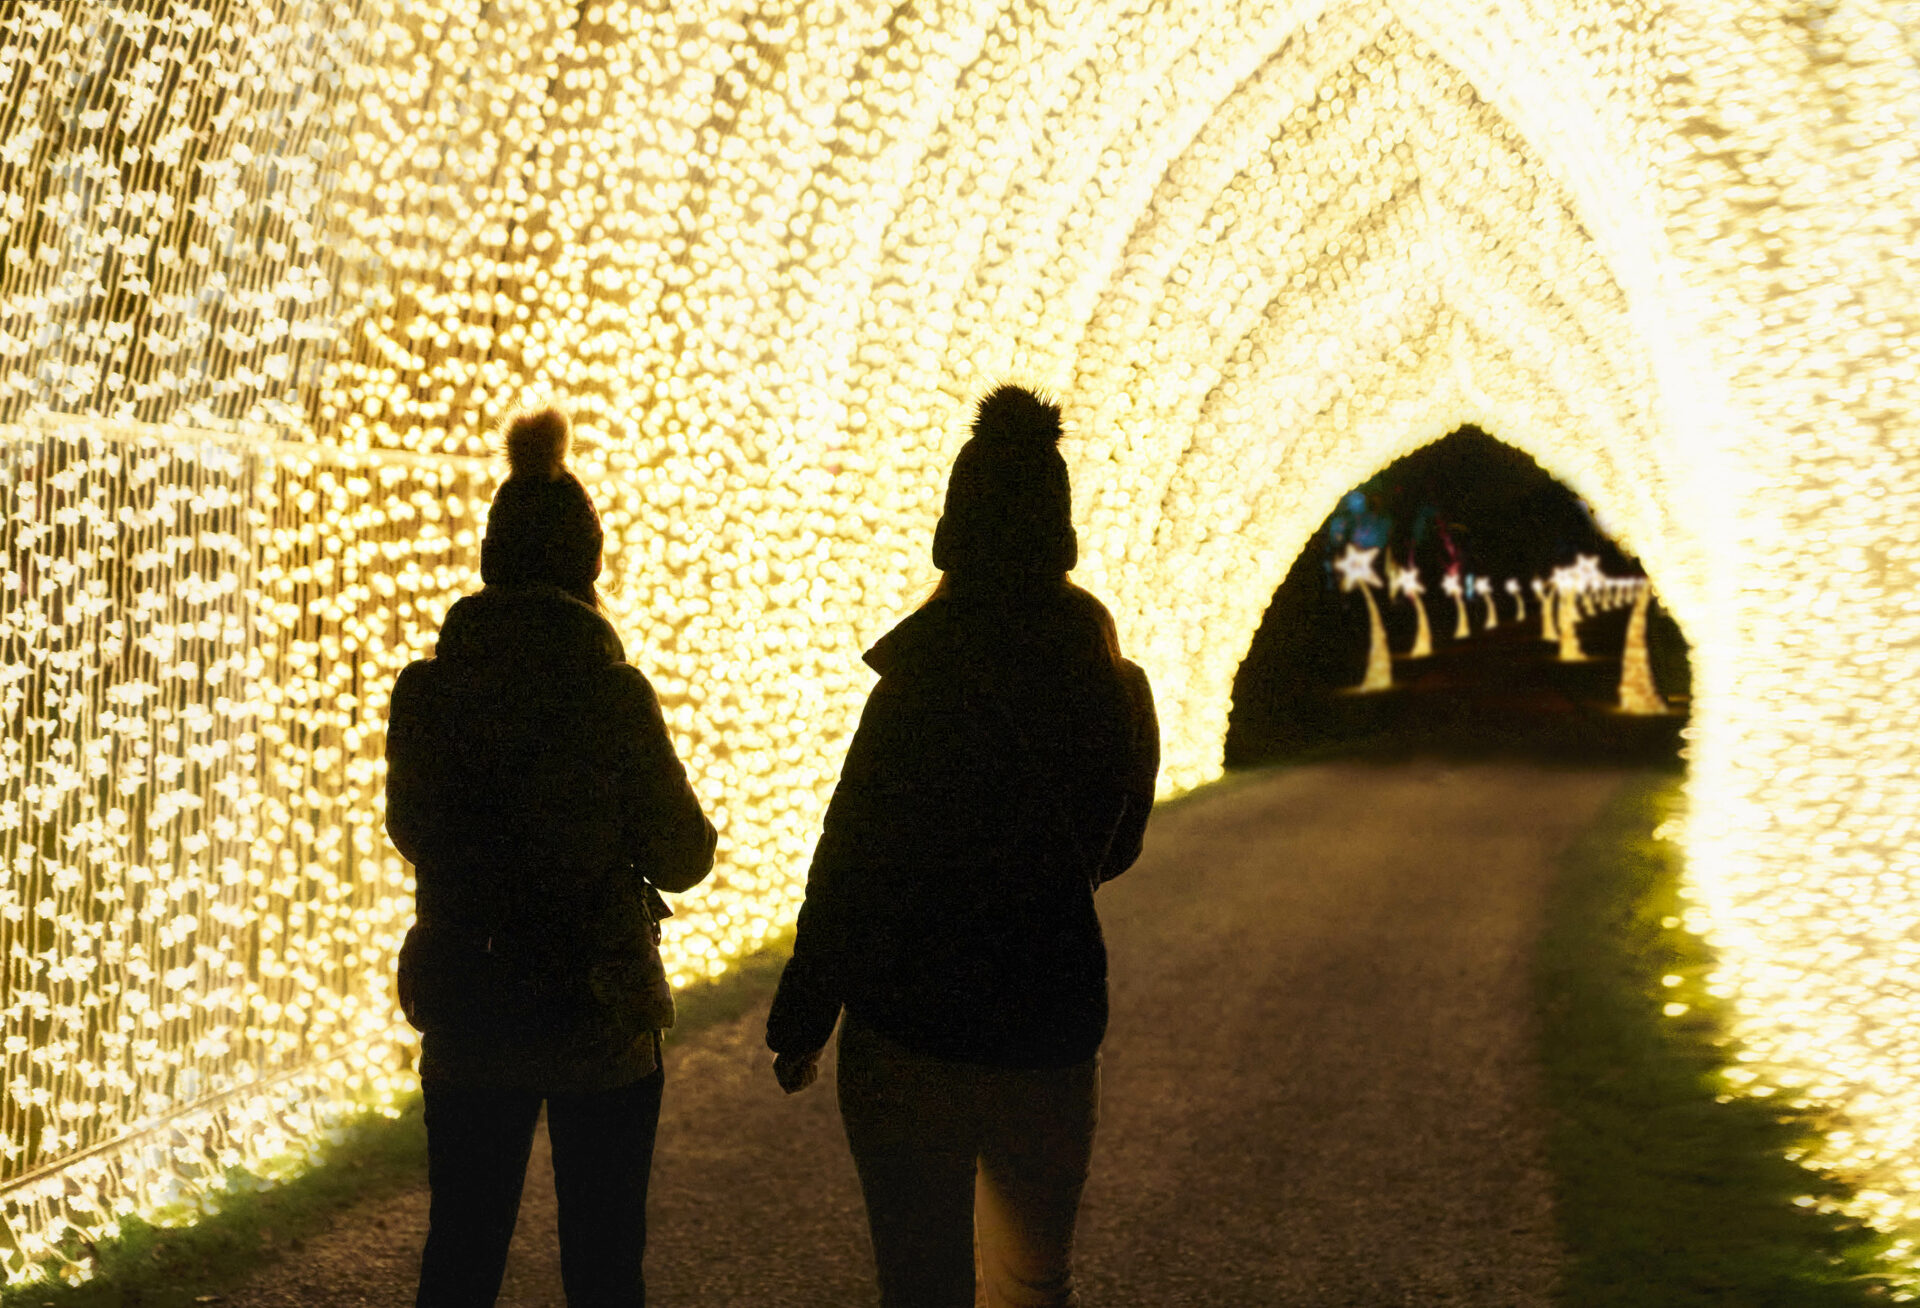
[227,759,1627,1307]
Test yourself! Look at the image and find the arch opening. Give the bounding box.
[1223,425,1690,770]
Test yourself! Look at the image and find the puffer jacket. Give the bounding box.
[766,582,1159,1068]
[386,584,716,1091]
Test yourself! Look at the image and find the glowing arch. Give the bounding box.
[838,10,1709,787]
[1,0,1916,1280]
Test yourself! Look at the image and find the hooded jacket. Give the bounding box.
[766,582,1159,1068]
[386,584,716,1090]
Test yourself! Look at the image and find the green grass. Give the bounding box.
[665,928,793,1037]
[1541,773,1898,1305]
[1,1109,429,1308]
[1,934,796,1307]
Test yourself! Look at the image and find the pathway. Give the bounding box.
[227,759,1630,1306]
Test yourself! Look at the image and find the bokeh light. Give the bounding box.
[1,0,1917,1283]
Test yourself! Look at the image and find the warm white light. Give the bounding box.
[1618,583,1666,715]
[1335,544,1383,593]
[1570,554,1604,594]
[1507,577,1527,623]
[1335,545,1392,692]
[1536,578,1560,643]
[1392,562,1433,658]
[2,0,1918,1282]
[1556,587,1587,662]
[1441,569,1472,640]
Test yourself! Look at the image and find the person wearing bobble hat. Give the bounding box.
[386,407,715,1307]
[767,385,1160,1307]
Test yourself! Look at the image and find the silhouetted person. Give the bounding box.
[386,408,716,1308]
[767,385,1160,1308]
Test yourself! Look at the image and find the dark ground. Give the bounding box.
[222,758,1631,1307]
[1228,603,1686,770]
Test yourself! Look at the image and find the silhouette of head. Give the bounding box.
[932,385,1077,582]
[480,407,604,605]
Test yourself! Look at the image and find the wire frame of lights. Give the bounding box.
[3,0,1920,1286]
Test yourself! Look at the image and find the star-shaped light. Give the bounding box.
[1441,569,1463,598]
[1571,553,1604,592]
[1335,544,1382,592]
[1391,564,1424,598]
[1506,578,1521,595]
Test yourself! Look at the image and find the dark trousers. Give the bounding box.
[836,1016,1099,1308]
[415,1066,665,1308]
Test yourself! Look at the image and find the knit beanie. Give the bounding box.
[931,385,1078,577]
[480,408,604,602]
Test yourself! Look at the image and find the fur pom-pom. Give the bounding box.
[504,407,570,480]
[971,384,1062,446]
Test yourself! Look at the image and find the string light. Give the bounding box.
[1617,582,1667,715]
[1,0,1917,1286]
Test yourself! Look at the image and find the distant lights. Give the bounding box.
[1391,559,1434,658]
[1334,543,1384,592]
[1507,577,1527,623]
[1441,569,1472,640]
[0,0,1917,1286]
[1335,545,1392,692]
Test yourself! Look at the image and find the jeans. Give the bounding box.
[836,1014,1099,1308]
[415,1066,665,1308]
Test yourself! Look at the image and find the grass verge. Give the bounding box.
[1541,772,1895,1305]
[2,935,795,1308]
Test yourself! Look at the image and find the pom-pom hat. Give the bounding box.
[480,407,604,602]
[932,385,1078,576]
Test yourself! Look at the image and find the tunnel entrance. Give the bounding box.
[1224,427,1690,769]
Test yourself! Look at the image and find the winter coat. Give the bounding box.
[385,584,715,1091]
[766,582,1159,1068]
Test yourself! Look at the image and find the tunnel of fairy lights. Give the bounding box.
[1,0,1917,1282]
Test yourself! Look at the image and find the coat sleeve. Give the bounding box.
[384,660,439,868]
[611,666,717,895]
[763,851,850,1055]
[765,675,907,1055]
[1097,659,1160,883]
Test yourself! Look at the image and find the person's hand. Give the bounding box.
[773,1050,820,1095]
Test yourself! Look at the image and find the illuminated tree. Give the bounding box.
[1336,545,1393,693]
[1392,559,1433,659]
[1535,578,1557,643]
[1442,569,1471,640]
[1618,583,1666,715]
[1554,570,1587,662]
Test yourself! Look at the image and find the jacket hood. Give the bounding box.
[436,584,625,673]
[865,587,1114,682]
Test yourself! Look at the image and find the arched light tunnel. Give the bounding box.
[0,0,1915,1279]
